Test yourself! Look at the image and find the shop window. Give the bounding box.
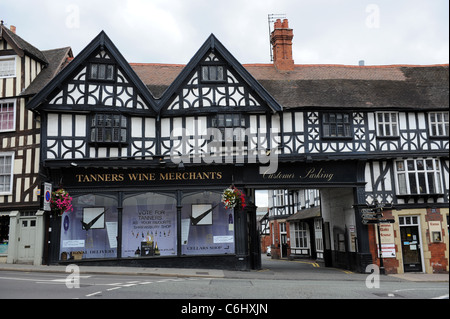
[0,99,15,132]
[322,112,352,138]
[181,191,235,256]
[0,153,13,194]
[122,192,177,258]
[90,114,127,144]
[89,63,115,81]
[376,112,398,137]
[59,194,118,260]
[395,158,443,195]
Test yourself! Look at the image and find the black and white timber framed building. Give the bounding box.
[25,20,449,273]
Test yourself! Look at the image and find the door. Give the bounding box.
[280,222,287,258]
[18,218,36,262]
[314,218,324,260]
[400,220,423,272]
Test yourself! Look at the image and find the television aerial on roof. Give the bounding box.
[268,14,287,62]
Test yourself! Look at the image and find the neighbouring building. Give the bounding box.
[25,19,448,273]
[0,21,72,265]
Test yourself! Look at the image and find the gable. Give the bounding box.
[26,31,158,115]
[159,34,282,115]
[165,51,263,112]
[46,47,149,110]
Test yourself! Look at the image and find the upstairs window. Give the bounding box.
[322,113,352,138]
[0,99,15,132]
[89,63,115,81]
[0,56,16,78]
[376,112,398,137]
[429,112,449,137]
[201,65,224,82]
[0,153,13,194]
[395,158,443,195]
[90,114,127,144]
[211,114,246,143]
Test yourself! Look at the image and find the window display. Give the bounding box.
[59,194,118,260]
[181,191,235,255]
[122,192,177,257]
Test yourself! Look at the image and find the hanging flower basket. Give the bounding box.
[51,188,73,216]
[221,186,246,210]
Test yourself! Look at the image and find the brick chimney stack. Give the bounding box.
[271,19,294,71]
[10,25,16,34]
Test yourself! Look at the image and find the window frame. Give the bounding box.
[0,99,16,132]
[89,113,128,145]
[394,158,443,195]
[428,111,449,138]
[376,111,399,138]
[211,113,247,144]
[200,64,226,83]
[292,222,309,249]
[0,152,14,195]
[321,112,353,139]
[88,63,115,82]
[0,55,17,79]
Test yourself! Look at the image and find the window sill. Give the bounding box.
[376,136,400,140]
[397,193,443,202]
[89,142,129,147]
[321,136,353,140]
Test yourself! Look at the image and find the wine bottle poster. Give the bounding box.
[121,203,177,257]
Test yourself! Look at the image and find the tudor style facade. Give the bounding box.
[0,22,72,265]
[26,20,449,273]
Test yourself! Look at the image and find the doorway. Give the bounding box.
[17,218,37,263]
[399,216,423,272]
[280,222,288,258]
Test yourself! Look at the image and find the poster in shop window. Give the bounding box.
[122,203,177,257]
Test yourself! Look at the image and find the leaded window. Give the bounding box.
[89,63,115,81]
[201,65,224,82]
[211,114,247,143]
[90,114,127,144]
[322,113,352,138]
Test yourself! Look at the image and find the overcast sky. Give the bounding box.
[1,0,448,65]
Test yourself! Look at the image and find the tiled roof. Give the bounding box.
[21,47,73,96]
[130,62,449,109]
[0,24,48,64]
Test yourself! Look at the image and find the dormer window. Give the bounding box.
[89,63,115,81]
[201,65,224,82]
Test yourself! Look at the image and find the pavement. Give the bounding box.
[0,256,448,282]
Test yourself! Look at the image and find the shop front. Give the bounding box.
[44,159,370,271]
[46,165,257,270]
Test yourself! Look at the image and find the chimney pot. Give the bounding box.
[271,18,294,71]
[10,25,16,34]
[274,19,282,29]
